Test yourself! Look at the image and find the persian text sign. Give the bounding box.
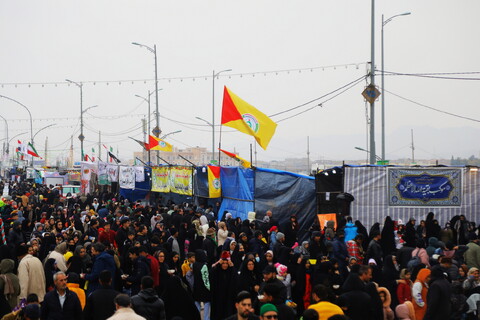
[387,168,463,207]
[151,167,170,193]
[169,166,193,196]
[119,166,135,190]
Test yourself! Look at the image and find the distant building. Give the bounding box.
[132,146,240,166]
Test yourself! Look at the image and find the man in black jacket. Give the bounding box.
[131,276,166,320]
[84,270,119,320]
[41,271,82,320]
[123,247,151,295]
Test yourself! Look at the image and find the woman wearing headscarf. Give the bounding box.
[378,287,395,320]
[217,221,228,248]
[380,217,396,257]
[381,255,400,309]
[0,259,20,310]
[365,282,384,320]
[282,215,299,248]
[46,242,68,272]
[412,268,431,320]
[162,275,201,320]
[67,245,88,275]
[192,249,211,320]
[425,212,437,241]
[416,220,427,247]
[237,258,262,309]
[454,215,470,245]
[404,218,417,248]
[355,220,369,251]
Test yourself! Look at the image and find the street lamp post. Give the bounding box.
[65,79,84,161]
[160,130,182,140]
[212,69,232,163]
[132,42,160,137]
[196,116,214,161]
[381,12,411,161]
[33,124,56,143]
[136,89,162,165]
[355,146,382,161]
[0,114,8,157]
[0,95,33,147]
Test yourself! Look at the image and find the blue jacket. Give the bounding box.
[85,251,116,294]
[344,222,358,242]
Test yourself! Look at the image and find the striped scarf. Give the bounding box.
[0,219,5,245]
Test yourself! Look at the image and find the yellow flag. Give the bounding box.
[221,86,277,150]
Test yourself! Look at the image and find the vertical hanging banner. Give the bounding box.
[387,167,463,207]
[169,166,193,195]
[81,162,95,194]
[98,162,109,185]
[119,166,136,190]
[135,166,145,182]
[107,164,119,183]
[151,167,170,192]
[207,165,221,198]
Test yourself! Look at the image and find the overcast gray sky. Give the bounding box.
[1,1,479,164]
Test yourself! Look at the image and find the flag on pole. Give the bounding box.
[108,151,121,164]
[219,148,251,168]
[129,137,148,150]
[146,135,173,152]
[221,86,277,150]
[17,140,27,156]
[207,165,221,198]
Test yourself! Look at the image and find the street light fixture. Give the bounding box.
[132,42,160,137]
[0,95,33,147]
[212,69,232,162]
[381,12,411,161]
[0,114,8,157]
[32,124,56,143]
[355,146,382,161]
[160,130,182,140]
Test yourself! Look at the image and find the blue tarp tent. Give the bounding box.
[254,168,316,241]
[218,167,255,221]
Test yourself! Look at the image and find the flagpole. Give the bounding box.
[250,143,253,168]
[218,127,223,168]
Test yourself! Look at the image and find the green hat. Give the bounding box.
[260,303,278,316]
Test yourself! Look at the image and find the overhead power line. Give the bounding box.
[385,89,480,123]
[381,70,480,81]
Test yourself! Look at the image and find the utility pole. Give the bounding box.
[142,118,147,163]
[369,0,377,165]
[68,135,74,168]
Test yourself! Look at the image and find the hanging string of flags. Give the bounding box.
[0,62,367,88]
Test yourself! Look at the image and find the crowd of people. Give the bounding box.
[0,180,479,320]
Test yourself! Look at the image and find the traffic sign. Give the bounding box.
[152,126,161,137]
[362,84,381,104]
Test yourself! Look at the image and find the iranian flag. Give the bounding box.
[27,142,42,158]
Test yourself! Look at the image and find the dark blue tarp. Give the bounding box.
[254,167,316,241]
[194,167,209,198]
[119,167,151,202]
[218,167,254,221]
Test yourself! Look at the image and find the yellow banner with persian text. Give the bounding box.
[151,167,170,192]
[168,166,193,195]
